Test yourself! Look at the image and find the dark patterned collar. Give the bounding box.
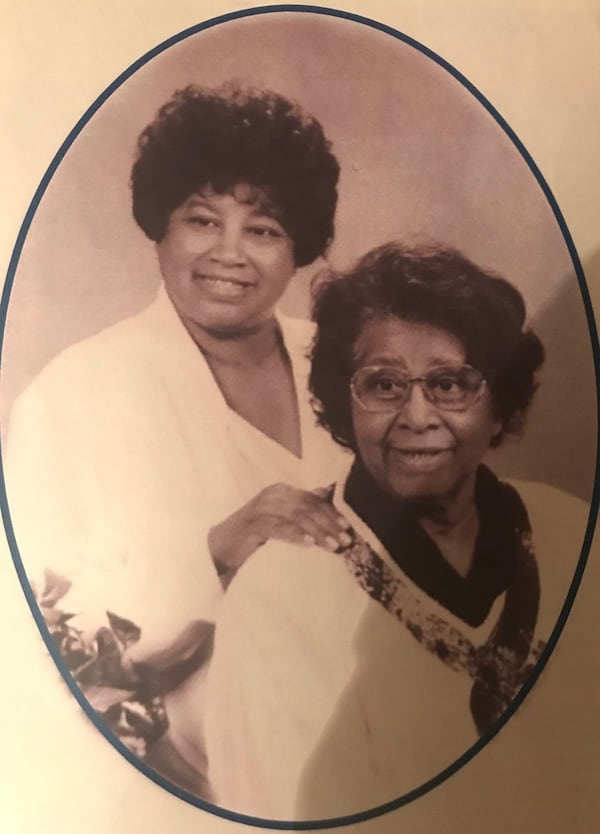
[343,460,522,627]
[337,463,541,734]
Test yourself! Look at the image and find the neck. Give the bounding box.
[179,312,282,367]
[408,475,480,578]
[409,473,479,532]
[345,459,481,579]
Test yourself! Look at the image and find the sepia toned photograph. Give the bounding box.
[1,7,597,828]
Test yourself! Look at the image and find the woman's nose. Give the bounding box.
[209,225,247,266]
[394,383,440,431]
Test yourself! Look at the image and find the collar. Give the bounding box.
[339,458,519,627]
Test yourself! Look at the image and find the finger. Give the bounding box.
[255,486,353,543]
[278,511,353,552]
[258,483,347,528]
[309,488,354,532]
[307,492,353,531]
[267,520,322,548]
[255,511,321,545]
[255,511,353,553]
[268,521,348,554]
[294,497,354,542]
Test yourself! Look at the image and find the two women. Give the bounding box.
[6,82,583,815]
[204,244,587,820]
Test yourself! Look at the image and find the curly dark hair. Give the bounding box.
[310,243,545,449]
[131,83,339,267]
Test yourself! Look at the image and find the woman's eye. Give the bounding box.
[431,375,461,393]
[371,375,405,396]
[246,224,284,239]
[186,215,219,229]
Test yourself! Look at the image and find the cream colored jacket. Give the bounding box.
[204,473,590,822]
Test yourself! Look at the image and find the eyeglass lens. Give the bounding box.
[352,365,484,411]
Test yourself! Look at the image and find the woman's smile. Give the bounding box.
[192,271,257,299]
[351,316,501,503]
[386,445,455,473]
[156,187,296,337]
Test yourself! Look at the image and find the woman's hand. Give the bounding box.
[208,483,353,582]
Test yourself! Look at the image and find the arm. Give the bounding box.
[208,484,353,586]
[204,541,354,820]
[4,371,219,662]
[4,365,351,670]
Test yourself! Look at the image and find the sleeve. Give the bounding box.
[517,480,593,637]
[3,372,111,630]
[3,364,225,656]
[203,542,353,820]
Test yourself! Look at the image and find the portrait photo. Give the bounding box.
[0,6,597,829]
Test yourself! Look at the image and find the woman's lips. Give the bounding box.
[193,272,255,298]
[387,446,454,472]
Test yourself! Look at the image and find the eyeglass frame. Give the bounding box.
[350,363,488,414]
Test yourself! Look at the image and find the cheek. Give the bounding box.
[457,391,502,447]
[257,254,296,298]
[156,236,189,276]
[269,237,295,268]
[453,411,501,455]
[273,249,296,281]
[351,408,387,460]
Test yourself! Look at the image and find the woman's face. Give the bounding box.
[156,184,296,336]
[350,316,502,504]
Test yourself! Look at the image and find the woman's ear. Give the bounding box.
[489,408,525,448]
[492,416,504,440]
[336,422,357,452]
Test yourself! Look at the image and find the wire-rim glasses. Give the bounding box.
[350,364,486,413]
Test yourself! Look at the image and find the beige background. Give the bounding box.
[0,8,596,499]
[1,2,599,832]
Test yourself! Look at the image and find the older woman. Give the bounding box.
[4,84,351,786]
[204,243,589,820]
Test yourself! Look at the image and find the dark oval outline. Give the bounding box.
[1,4,599,831]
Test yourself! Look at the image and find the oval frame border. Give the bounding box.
[1,4,599,830]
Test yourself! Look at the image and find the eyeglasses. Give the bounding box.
[350,364,486,413]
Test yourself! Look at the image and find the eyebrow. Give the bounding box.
[246,201,285,223]
[184,197,218,211]
[355,354,408,368]
[354,355,464,369]
[183,195,284,224]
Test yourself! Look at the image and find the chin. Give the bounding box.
[190,307,259,336]
[384,471,461,504]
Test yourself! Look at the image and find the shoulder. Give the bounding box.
[218,539,364,643]
[507,478,592,624]
[277,312,316,354]
[10,301,163,418]
[44,303,156,378]
[507,478,591,540]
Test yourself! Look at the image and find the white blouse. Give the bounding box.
[204,471,588,821]
[3,286,348,703]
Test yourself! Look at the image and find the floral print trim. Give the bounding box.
[35,568,169,757]
[339,524,543,735]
